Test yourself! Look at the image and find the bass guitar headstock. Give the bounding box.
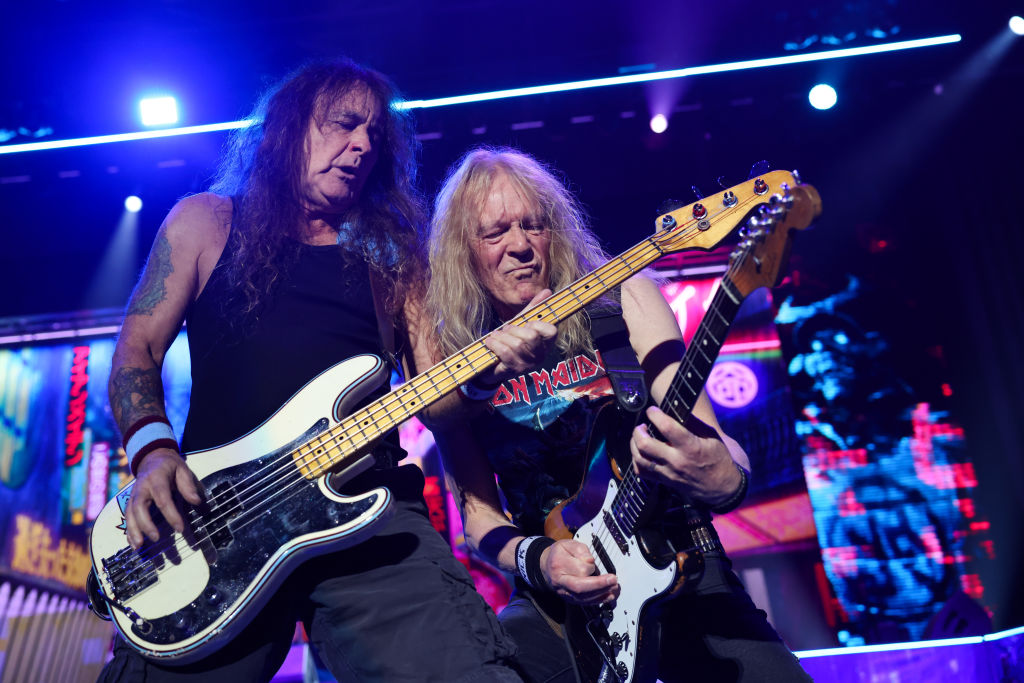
[652,170,806,255]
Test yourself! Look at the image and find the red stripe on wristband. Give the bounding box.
[130,438,180,476]
[123,415,171,446]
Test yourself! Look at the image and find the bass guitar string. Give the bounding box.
[130,185,772,558]
[118,192,783,597]
[112,221,713,585]
[109,188,783,599]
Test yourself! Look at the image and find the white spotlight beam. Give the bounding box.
[0,34,961,156]
[0,120,251,155]
[399,34,962,109]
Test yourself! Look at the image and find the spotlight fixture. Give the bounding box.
[808,84,838,110]
[1010,16,1024,36]
[650,113,668,134]
[124,196,143,213]
[139,96,179,127]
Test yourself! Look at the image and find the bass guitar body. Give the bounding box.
[545,400,704,683]
[88,354,394,663]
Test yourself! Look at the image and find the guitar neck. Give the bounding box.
[297,237,668,478]
[660,276,744,424]
[610,272,745,535]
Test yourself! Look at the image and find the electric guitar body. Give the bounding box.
[546,399,704,683]
[545,180,823,682]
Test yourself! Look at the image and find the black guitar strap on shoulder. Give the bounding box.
[590,309,648,415]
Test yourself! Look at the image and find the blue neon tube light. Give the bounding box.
[0,34,961,155]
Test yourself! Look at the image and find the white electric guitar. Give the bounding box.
[545,181,822,682]
[87,171,804,663]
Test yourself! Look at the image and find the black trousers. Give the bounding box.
[500,551,812,683]
[97,465,522,683]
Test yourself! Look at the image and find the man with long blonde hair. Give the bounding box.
[424,147,811,681]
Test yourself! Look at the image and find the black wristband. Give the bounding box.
[710,462,750,514]
[514,536,555,590]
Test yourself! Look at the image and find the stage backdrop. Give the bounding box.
[0,333,190,595]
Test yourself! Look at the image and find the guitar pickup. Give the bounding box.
[602,510,629,555]
[204,481,243,550]
[590,534,617,577]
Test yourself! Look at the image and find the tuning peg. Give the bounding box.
[748,160,771,180]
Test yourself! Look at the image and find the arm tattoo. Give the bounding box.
[109,366,166,431]
[127,231,174,316]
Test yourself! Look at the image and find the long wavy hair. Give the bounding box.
[210,57,426,320]
[426,147,614,358]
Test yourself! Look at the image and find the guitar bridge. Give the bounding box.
[102,547,159,602]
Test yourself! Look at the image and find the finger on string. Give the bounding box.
[151,483,185,536]
[125,495,142,549]
[135,495,162,543]
[176,466,204,505]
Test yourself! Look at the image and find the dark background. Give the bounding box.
[1,0,1022,632]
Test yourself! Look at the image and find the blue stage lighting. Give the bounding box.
[1010,16,1024,36]
[649,114,668,134]
[809,84,838,110]
[397,35,960,110]
[124,196,143,213]
[0,34,960,155]
[140,96,179,126]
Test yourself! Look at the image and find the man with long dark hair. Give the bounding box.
[98,59,522,682]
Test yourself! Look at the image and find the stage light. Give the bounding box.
[139,96,179,127]
[124,196,142,213]
[809,84,838,110]
[650,113,668,134]
[1010,16,1024,36]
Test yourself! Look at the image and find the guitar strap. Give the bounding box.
[363,268,407,470]
[589,308,649,415]
[368,269,399,372]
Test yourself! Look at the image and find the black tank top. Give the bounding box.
[181,230,383,453]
